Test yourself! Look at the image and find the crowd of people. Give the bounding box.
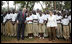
[1,8,71,41]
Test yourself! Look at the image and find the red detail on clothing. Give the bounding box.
[22,12,24,18]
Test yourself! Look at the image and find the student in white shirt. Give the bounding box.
[32,10,39,37]
[61,15,70,41]
[24,11,32,37]
[11,10,18,36]
[36,9,40,18]
[38,11,46,39]
[56,11,63,39]
[47,11,57,41]
[9,11,13,36]
[3,11,12,36]
[26,11,33,39]
[42,11,48,37]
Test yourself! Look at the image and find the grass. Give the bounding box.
[1,35,35,41]
[1,35,71,42]
[1,35,12,41]
[1,35,71,43]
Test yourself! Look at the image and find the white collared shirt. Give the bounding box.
[32,14,38,23]
[68,15,71,21]
[3,13,12,23]
[47,15,57,27]
[26,15,33,24]
[46,14,49,18]
[36,13,40,17]
[6,13,12,19]
[61,18,69,25]
[38,15,44,24]
[42,14,47,21]
[11,13,18,21]
[57,15,62,23]
[3,16,7,23]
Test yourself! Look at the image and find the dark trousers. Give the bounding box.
[17,22,25,40]
[48,27,56,40]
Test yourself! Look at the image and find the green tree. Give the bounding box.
[64,1,71,10]
[1,1,3,6]
[14,1,37,11]
[40,1,51,11]
[6,1,9,11]
[14,1,16,10]
[53,1,56,10]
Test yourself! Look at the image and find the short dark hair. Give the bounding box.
[32,10,36,15]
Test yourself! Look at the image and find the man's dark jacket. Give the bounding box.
[16,11,26,24]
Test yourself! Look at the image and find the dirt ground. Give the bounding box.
[1,35,71,43]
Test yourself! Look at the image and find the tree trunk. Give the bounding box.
[26,1,29,9]
[30,2,35,11]
[53,1,56,10]
[61,1,62,10]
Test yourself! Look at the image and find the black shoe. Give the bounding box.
[56,37,60,39]
[17,38,20,41]
[22,38,24,40]
[17,39,20,41]
[63,37,66,41]
[21,38,24,40]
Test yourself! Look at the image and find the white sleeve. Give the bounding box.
[44,15,47,20]
[68,15,71,20]
[57,16,60,20]
[54,16,57,23]
[46,16,48,20]
[54,15,58,20]
[12,14,17,21]
[15,14,18,19]
[3,16,7,23]
[60,16,62,19]
[31,14,33,19]
[31,16,33,20]
[45,17,47,20]
[10,14,13,21]
[14,14,17,20]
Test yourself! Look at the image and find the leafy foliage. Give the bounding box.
[1,1,71,12]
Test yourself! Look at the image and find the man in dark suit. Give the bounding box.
[16,8,27,40]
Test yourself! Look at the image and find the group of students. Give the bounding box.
[1,9,71,41]
[1,10,18,36]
